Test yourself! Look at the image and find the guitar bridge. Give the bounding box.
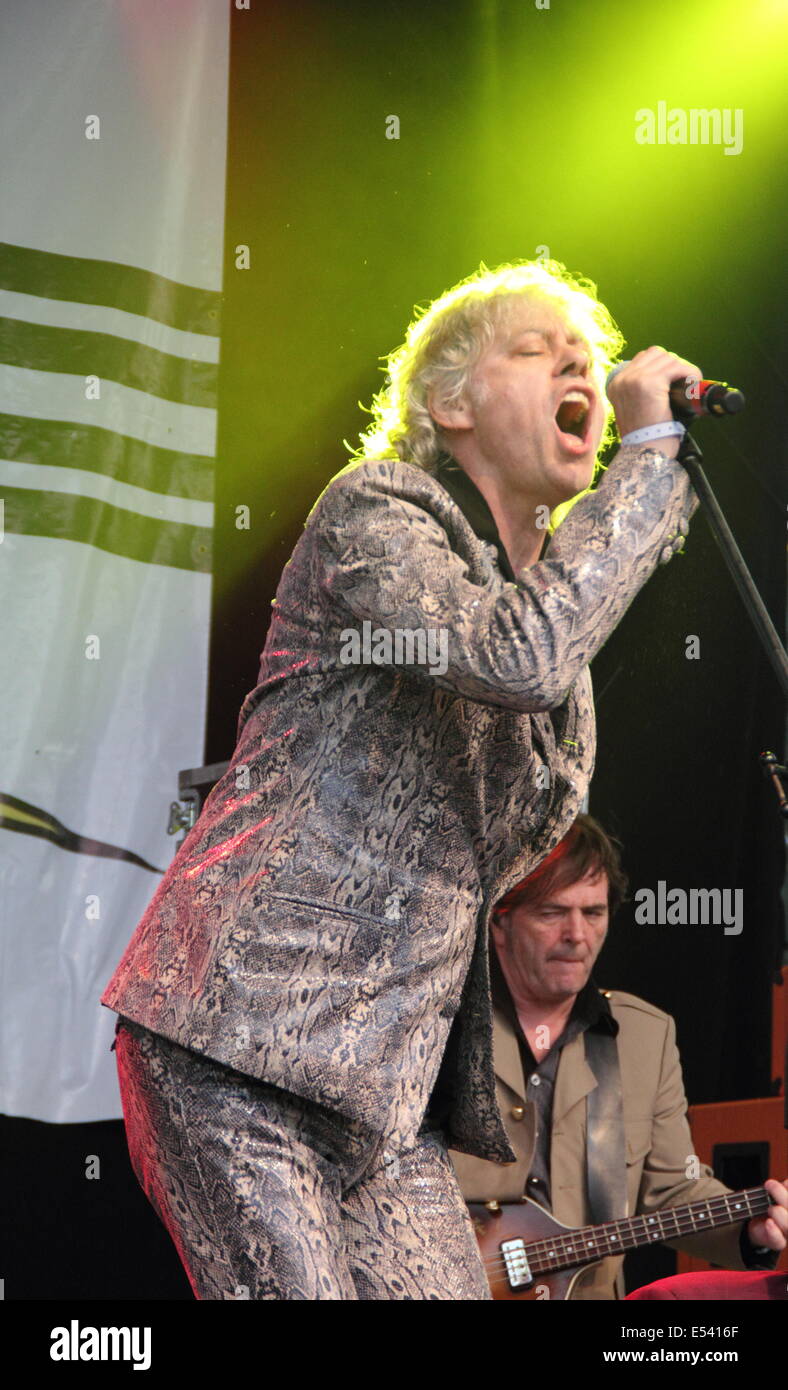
[501,1238,532,1291]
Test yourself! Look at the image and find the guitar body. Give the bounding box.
[468,1199,603,1301]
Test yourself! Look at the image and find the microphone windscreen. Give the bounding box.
[605,360,630,396]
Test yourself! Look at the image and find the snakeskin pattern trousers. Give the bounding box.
[113,1017,491,1300]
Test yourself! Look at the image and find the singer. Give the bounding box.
[101,259,701,1300]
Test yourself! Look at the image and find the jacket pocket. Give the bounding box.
[252,890,404,987]
[261,889,396,928]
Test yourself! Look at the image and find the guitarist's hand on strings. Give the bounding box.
[746,1177,788,1252]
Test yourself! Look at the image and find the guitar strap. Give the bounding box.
[583,1029,627,1223]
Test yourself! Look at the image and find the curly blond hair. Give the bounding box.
[352,260,625,498]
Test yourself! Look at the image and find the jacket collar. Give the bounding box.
[434,451,519,582]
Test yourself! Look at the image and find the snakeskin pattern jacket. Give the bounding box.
[101,444,697,1163]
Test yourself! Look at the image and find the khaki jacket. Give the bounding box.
[102,445,696,1161]
[450,991,753,1298]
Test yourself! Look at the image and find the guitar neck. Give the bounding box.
[527,1186,771,1275]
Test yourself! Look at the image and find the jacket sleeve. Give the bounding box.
[636,1015,758,1271]
[315,444,697,713]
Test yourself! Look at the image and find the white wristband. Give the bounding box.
[620,421,687,446]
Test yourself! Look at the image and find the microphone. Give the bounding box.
[606,362,745,418]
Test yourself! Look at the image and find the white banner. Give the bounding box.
[0,0,229,1121]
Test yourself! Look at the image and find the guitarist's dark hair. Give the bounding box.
[493,815,629,921]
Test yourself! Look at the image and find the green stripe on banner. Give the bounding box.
[0,413,214,503]
[2,485,212,572]
[0,317,217,409]
[0,242,222,337]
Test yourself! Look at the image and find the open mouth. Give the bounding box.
[554,391,591,450]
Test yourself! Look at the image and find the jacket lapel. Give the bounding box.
[549,1034,598,1229]
[492,1005,526,1103]
[552,1031,597,1123]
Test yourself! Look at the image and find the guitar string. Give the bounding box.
[478,1189,770,1277]
[479,1188,769,1264]
[482,1199,769,1278]
[481,1197,770,1277]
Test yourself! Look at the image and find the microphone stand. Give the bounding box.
[676,430,787,1111]
[759,752,788,820]
[676,429,788,699]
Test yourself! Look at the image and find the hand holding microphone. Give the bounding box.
[606,349,745,458]
[605,348,704,456]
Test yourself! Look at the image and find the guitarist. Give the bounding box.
[448,815,788,1298]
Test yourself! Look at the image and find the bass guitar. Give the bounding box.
[469,1185,773,1299]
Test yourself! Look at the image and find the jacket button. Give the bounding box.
[510,1106,525,1120]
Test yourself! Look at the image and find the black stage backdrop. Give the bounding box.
[3,0,785,1300]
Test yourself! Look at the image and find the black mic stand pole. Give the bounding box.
[676,429,788,699]
[676,428,786,1105]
